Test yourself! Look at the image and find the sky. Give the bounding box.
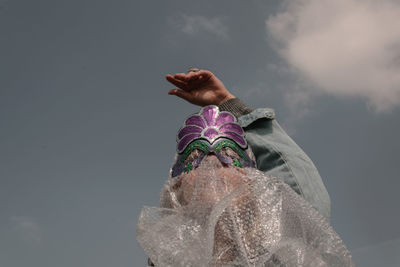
[1,0,400,266]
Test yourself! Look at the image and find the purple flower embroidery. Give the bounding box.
[176,105,247,153]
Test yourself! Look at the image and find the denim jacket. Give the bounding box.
[219,99,331,220]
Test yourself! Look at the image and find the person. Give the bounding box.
[136,69,353,266]
[166,68,331,220]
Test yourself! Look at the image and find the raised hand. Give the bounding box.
[166,69,235,107]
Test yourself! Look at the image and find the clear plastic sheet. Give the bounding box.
[137,156,354,266]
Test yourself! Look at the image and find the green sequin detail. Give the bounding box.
[184,162,193,173]
[179,140,210,165]
[213,139,249,162]
[232,158,243,168]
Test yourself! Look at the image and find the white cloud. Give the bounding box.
[266,0,400,112]
[9,216,42,244]
[170,14,229,40]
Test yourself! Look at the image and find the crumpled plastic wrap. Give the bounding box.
[137,157,354,266]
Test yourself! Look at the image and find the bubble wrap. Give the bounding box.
[137,157,354,266]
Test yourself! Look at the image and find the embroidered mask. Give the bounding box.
[171,105,256,177]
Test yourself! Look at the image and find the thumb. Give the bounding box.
[168,89,193,103]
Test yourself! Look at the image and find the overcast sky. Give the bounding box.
[1,0,400,266]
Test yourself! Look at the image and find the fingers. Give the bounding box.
[174,72,200,81]
[168,70,212,81]
[166,74,188,90]
[186,72,201,83]
[166,73,200,90]
[167,72,204,91]
[186,70,212,83]
[173,73,188,81]
[195,70,212,80]
[167,89,193,103]
[166,69,214,98]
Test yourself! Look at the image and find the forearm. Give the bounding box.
[219,99,331,220]
[244,118,331,219]
[218,98,254,118]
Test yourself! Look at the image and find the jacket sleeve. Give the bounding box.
[219,99,331,220]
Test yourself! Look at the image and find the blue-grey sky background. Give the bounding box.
[1,0,400,266]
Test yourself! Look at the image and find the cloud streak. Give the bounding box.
[9,216,42,244]
[169,14,229,40]
[266,0,400,112]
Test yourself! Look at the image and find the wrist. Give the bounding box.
[217,93,235,106]
[218,98,254,118]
